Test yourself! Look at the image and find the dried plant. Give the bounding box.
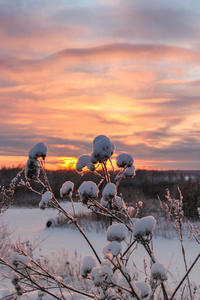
[0,137,199,300]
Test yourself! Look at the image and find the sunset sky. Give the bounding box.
[0,0,200,170]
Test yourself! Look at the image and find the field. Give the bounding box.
[0,202,200,299]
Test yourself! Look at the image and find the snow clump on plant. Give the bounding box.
[116,153,133,168]
[39,191,53,209]
[78,181,99,204]
[91,265,113,287]
[60,181,74,197]
[150,262,168,284]
[11,252,31,268]
[114,196,127,210]
[102,183,117,201]
[106,222,128,242]
[25,158,40,180]
[103,241,122,257]
[11,271,20,286]
[81,255,97,278]
[29,142,47,160]
[91,135,115,163]
[133,216,156,240]
[123,165,136,178]
[76,154,95,172]
[135,281,150,299]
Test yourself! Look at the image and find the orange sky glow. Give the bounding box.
[0,1,200,170]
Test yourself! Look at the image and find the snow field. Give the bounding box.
[0,203,200,298]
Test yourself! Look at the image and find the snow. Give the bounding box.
[106,222,128,242]
[81,255,97,277]
[11,271,19,286]
[116,153,134,168]
[151,262,168,282]
[134,281,150,298]
[76,155,91,172]
[123,165,136,177]
[39,191,52,209]
[100,197,108,207]
[25,158,40,179]
[91,265,113,286]
[60,181,74,197]
[103,241,122,257]
[78,181,99,203]
[102,183,116,201]
[90,267,102,286]
[28,143,47,160]
[0,204,200,298]
[115,196,127,210]
[133,216,156,239]
[92,135,115,163]
[11,252,31,268]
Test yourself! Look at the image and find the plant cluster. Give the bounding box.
[0,135,200,300]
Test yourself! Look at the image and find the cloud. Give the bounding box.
[0,0,200,170]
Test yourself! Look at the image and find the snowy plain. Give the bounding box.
[0,201,200,299]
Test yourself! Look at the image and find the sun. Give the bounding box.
[57,157,78,170]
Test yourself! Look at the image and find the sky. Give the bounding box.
[0,0,200,170]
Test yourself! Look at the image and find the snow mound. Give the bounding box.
[81,255,97,278]
[78,181,99,204]
[106,222,128,242]
[116,153,133,168]
[133,216,156,239]
[102,183,117,201]
[29,142,47,160]
[91,135,115,163]
[60,181,74,197]
[39,191,53,209]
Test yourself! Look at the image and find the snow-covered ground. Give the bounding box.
[0,202,200,298]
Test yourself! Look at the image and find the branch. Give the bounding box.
[170,253,200,300]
